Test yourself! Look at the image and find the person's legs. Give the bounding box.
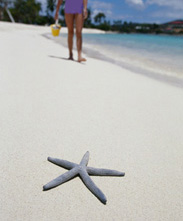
[75,13,86,62]
[65,13,75,60]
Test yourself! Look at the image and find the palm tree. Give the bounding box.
[94,12,106,25]
[10,0,41,24]
[46,0,56,17]
[0,0,15,22]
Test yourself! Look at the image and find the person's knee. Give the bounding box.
[76,30,82,38]
[68,29,74,36]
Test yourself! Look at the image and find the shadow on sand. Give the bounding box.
[48,55,85,65]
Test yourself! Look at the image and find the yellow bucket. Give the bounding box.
[51,24,61,37]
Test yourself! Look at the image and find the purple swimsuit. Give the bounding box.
[65,0,84,14]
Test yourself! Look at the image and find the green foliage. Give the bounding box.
[111,21,162,34]
[97,21,111,31]
[46,0,56,18]
[94,12,106,24]
[47,0,56,13]
[84,8,92,28]
[111,20,123,32]
[10,0,41,24]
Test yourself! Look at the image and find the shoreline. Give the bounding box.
[44,31,183,89]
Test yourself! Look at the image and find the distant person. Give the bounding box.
[55,0,88,62]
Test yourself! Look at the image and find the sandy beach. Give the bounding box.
[0,21,183,220]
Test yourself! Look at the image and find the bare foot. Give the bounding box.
[68,56,74,60]
[68,52,73,60]
[78,57,87,62]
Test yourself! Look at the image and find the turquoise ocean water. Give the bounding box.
[83,33,183,76]
[49,32,183,85]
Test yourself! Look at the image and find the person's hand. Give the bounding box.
[83,9,88,20]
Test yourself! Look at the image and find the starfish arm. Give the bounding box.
[87,167,125,177]
[79,169,107,205]
[48,157,78,170]
[80,151,90,166]
[43,167,79,191]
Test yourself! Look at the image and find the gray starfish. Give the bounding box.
[43,151,125,204]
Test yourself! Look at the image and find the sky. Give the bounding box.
[39,0,183,24]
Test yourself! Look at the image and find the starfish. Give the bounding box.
[43,151,125,204]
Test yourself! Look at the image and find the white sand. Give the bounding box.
[0,22,183,221]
